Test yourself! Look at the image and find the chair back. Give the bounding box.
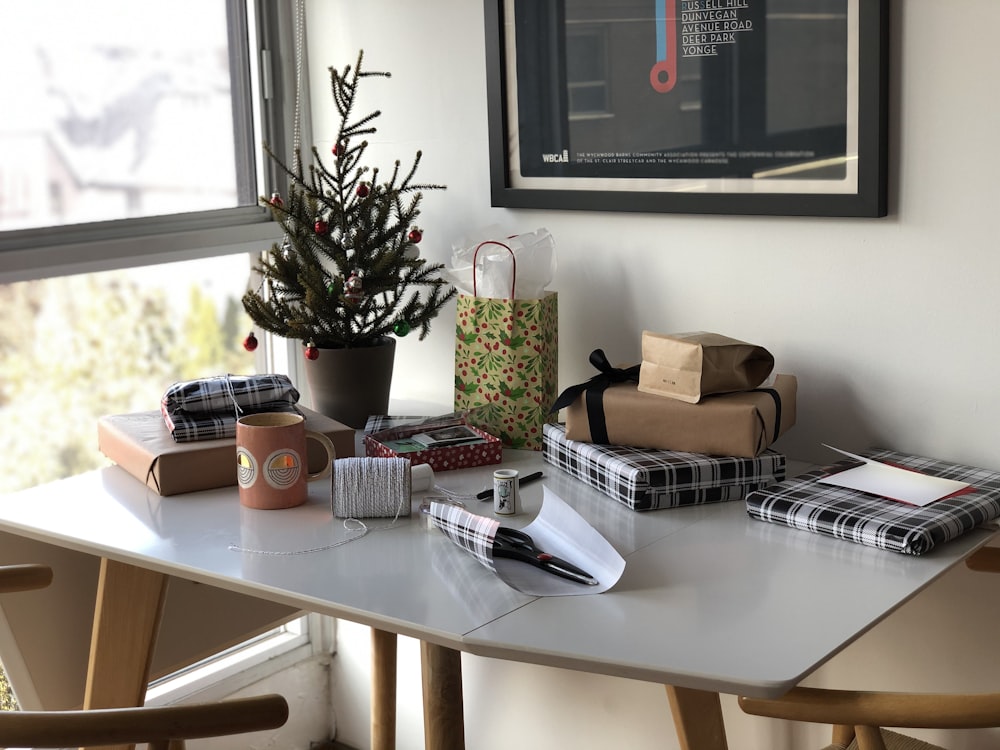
[0,564,289,749]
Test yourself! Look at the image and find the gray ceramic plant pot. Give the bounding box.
[303,337,396,429]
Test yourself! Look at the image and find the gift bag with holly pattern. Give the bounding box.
[454,242,558,450]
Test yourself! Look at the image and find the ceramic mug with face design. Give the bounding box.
[236,412,335,509]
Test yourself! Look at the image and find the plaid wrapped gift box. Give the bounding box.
[745,449,1000,555]
[543,423,786,511]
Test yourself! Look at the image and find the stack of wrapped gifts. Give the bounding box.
[98,374,354,495]
[543,332,796,511]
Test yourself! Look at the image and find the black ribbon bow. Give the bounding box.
[550,349,641,444]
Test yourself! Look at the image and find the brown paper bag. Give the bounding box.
[637,331,774,404]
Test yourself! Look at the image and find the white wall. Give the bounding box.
[311,2,1000,748]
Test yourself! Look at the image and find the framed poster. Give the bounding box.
[484,0,889,217]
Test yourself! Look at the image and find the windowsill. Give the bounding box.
[144,614,333,706]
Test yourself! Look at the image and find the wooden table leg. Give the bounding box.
[665,685,729,750]
[420,641,465,750]
[371,628,397,750]
[83,557,168,750]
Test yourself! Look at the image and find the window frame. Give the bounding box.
[0,0,305,286]
[144,614,334,706]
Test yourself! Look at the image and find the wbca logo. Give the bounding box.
[542,149,569,163]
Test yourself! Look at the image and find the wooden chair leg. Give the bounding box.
[854,725,888,750]
[832,724,857,746]
[665,685,729,750]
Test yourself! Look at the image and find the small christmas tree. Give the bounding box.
[242,50,455,359]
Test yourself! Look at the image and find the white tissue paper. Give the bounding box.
[447,225,556,299]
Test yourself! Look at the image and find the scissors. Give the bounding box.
[493,527,598,586]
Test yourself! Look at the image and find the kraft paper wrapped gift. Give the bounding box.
[98,406,355,495]
[637,331,774,404]
[543,423,785,511]
[560,366,796,458]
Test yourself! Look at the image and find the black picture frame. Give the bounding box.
[484,0,889,218]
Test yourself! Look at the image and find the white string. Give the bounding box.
[222,373,243,422]
[432,484,476,502]
[228,518,406,556]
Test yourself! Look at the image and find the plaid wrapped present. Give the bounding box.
[161,374,300,442]
[543,423,785,511]
[745,449,1000,555]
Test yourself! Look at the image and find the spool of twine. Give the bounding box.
[332,457,412,519]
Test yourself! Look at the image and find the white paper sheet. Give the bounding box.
[492,488,627,596]
[817,444,970,506]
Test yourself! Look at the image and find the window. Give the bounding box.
[0,0,300,284]
[0,2,254,231]
[0,0,315,708]
[0,0,306,489]
[0,0,308,489]
[0,255,260,494]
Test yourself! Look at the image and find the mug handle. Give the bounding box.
[304,431,336,481]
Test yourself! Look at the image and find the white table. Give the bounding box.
[0,450,992,750]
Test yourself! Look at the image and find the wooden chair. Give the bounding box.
[738,547,1000,750]
[0,564,289,749]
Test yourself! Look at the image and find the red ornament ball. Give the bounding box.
[304,344,320,361]
[356,183,370,198]
[332,142,344,156]
[314,219,328,234]
[242,332,258,352]
[268,192,283,207]
[407,227,423,243]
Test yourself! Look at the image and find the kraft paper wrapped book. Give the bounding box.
[98,407,355,496]
[562,372,797,458]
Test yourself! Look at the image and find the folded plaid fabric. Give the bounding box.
[161,374,300,442]
[543,423,785,511]
[429,500,500,571]
[745,449,1000,555]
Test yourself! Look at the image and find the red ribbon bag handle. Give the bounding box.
[472,241,517,298]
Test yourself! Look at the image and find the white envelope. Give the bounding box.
[817,445,970,507]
